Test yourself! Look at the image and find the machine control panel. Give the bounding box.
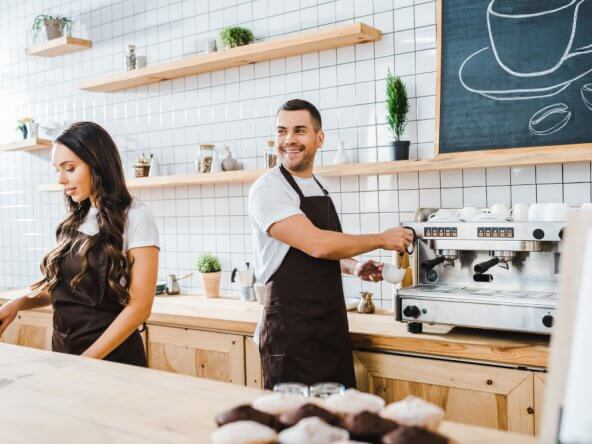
[424,227,458,237]
[476,227,515,238]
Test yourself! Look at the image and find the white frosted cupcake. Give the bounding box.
[380,395,445,431]
[252,392,309,415]
[211,420,278,444]
[278,417,349,444]
[324,388,386,416]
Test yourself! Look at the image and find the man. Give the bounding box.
[249,99,413,389]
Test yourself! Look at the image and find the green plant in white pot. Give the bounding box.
[386,69,410,160]
[197,253,222,298]
[220,26,254,49]
[31,14,73,41]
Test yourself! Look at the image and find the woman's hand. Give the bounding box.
[0,300,21,337]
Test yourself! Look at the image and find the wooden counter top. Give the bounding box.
[0,343,536,443]
[0,289,549,368]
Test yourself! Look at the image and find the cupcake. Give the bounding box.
[380,396,444,432]
[341,411,399,443]
[215,404,278,430]
[278,417,349,444]
[211,420,278,444]
[325,389,386,416]
[381,425,449,444]
[279,403,341,428]
[252,392,309,415]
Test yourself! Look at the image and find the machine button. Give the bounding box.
[559,228,565,240]
[532,228,545,240]
[403,305,421,318]
[542,314,554,328]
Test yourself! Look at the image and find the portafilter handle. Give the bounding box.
[402,225,417,255]
[473,257,500,274]
[421,256,446,271]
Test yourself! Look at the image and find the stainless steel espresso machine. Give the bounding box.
[396,208,564,335]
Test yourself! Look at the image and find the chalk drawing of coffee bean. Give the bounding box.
[529,103,572,136]
[582,84,592,111]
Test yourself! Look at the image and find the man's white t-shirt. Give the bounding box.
[249,166,327,284]
[77,198,160,251]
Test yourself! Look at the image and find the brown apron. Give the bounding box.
[259,165,356,389]
[51,232,147,367]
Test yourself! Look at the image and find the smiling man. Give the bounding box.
[249,99,413,389]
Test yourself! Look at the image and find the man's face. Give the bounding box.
[275,109,324,173]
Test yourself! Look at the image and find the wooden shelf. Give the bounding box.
[0,138,52,152]
[79,23,381,92]
[36,144,592,192]
[26,36,92,57]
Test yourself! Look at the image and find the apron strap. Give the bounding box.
[279,164,329,198]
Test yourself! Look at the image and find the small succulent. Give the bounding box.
[220,26,254,49]
[197,253,222,273]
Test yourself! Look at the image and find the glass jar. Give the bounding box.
[125,44,136,71]
[264,140,277,168]
[273,382,309,396]
[195,144,215,173]
[309,382,346,398]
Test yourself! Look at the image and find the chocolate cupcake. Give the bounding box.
[381,425,449,444]
[341,410,399,443]
[279,403,341,428]
[215,404,278,430]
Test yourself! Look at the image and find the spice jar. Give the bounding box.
[195,144,215,173]
[134,153,151,177]
[125,44,136,71]
[264,140,277,168]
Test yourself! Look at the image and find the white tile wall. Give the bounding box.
[1,1,591,308]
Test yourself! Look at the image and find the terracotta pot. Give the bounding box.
[201,271,221,298]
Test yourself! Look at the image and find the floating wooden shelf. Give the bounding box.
[79,23,381,92]
[26,36,92,57]
[0,138,52,152]
[36,144,592,192]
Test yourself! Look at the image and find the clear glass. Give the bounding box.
[273,382,309,396]
[264,142,277,168]
[308,382,346,398]
[196,145,214,173]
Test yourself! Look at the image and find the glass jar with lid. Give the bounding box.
[195,144,215,173]
[264,140,277,168]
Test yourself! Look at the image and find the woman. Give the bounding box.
[0,122,159,366]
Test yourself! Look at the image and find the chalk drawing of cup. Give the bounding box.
[487,0,588,77]
[582,83,592,110]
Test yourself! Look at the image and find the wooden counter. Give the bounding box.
[0,289,549,368]
[0,343,536,443]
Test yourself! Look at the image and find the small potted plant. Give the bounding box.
[197,253,222,298]
[31,14,73,41]
[386,69,410,160]
[220,26,254,49]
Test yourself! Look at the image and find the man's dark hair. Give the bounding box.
[276,99,322,131]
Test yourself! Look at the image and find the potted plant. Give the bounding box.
[220,26,254,49]
[197,253,222,298]
[386,69,410,160]
[31,14,73,41]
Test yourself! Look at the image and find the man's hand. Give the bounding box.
[380,227,414,252]
[355,260,385,282]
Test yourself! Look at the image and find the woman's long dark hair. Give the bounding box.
[31,122,133,305]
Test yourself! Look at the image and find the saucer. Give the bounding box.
[427,216,461,222]
[459,46,592,100]
[473,213,512,222]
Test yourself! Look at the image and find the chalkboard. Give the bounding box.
[437,0,592,154]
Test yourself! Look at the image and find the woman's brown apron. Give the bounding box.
[259,165,356,389]
[51,233,147,366]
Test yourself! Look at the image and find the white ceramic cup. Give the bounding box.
[511,203,530,221]
[455,206,484,221]
[528,203,548,221]
[428,209,457,219]
[544,203,570,221]
[490,203,511,218]
[382,263,406,284]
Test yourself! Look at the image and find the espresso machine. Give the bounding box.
[396,208,564,335]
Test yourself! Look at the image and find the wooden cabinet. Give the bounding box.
[245,336,263,389]
[147,325,245,385]
[533,372,546,435]
[1,310,53,350]
[354,351,535,435]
